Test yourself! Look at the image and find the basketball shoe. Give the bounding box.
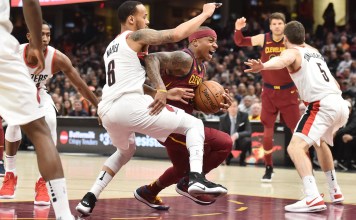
[134,185,170,210]
[284,194,327,212]
[76,192,97,216]
[176,176,216,205]
[187,172,227,198]
[0,172,17,199]
[329,186,344,204]
[261,165,273,183]
[0,160,5,177]
[34,177,50,206]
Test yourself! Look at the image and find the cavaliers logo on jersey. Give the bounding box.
[188,74,202,86]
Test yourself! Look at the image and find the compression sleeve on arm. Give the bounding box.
[233,29,253,46]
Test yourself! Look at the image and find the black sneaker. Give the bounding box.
[261,166,273,183]
[187,172,227,198]
[75,192,97,216]
[175,177,216,205]
[0,160,4,177]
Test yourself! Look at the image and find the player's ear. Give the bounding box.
[128,15,135,25]
[192,39,199,47]
[26,33,31,41]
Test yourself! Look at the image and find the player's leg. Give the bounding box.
[0,118,4,176]
[34,103,57,206]
[260,91,278,182]
[0,125,21,199]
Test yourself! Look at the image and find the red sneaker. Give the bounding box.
[34,177,50,206]
[0,172,17,199]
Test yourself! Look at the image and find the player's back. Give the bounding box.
[99,31,146,117]
[290,46,341,103]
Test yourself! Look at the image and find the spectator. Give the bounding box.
[249,102,261,121]
[219,99,251,166]
[69,99,88,116]
[239,95,253,114]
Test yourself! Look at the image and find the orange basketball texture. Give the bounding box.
[194,81,225,114]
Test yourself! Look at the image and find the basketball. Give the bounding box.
[194,81,225,114]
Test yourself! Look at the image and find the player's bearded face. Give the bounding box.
[196,36,218,61]
[135,4,149,30]
[41,24,51,50]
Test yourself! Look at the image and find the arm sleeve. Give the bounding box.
[233,30,253,46]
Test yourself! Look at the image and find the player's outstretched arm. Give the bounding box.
[23,0,44,75]
[130,3,220,46]
[55,50,99,108]
[234,17,264,47]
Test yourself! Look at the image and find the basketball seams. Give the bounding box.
[194,81,224,114]
[199,82,213,113]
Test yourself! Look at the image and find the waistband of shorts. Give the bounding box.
[263,82,295,90]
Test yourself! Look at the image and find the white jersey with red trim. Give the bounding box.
[98,30,146,117]
[19,43,56,91]
[290,46,341,103]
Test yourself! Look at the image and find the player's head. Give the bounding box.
[284,21,305,47]
[117,1,149,31]
[26,20,51,51]
[188,26,218,62]
[269,12,285,36]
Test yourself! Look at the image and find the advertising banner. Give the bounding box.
[11,0,103,7]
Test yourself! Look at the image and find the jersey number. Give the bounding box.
[316,62,329,82]
[107,60,116,86]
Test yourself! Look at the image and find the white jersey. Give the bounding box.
[19,43,56,91]
[290,46,341,103]
[0,0,12,33]
[98,31,146,117]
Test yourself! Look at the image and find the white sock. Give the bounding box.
[302,175,320,197]
[5,154,16,173]
[46,178,72,219]
[188,145,203,173]
[90,171,113,198]
[325,169,338,190]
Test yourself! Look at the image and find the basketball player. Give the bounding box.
[0,0,73,218]
[245,21,347,213]
[234,13,300,182]
[76,1,226,216]
[0,21,99,206]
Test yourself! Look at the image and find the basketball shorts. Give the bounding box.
[5,91,57,143]
[0,32,45,126]
[100,93,186,150]
[295,95,349,146]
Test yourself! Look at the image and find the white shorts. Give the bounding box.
[295,95,349,146]
[99,93,185,150]
[0,32,45,126]
[5,91,57,143]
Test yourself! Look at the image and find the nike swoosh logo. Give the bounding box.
[165,82,172,88]
[306,197,318,205]
[195,185,206,190]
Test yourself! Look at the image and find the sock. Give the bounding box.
[5,154,16,172]
[89,171,113,198]
[46,178,72,219]
[302,175,320,197]
[146,180,164,196]
[325,169,338,190]
[188,145,203,173]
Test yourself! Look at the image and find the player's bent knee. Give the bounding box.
[5,125,22,142]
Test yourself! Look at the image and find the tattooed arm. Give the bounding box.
[127,3,220,51]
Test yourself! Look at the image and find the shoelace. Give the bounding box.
[36,179,47,194]
[1,174,15,190]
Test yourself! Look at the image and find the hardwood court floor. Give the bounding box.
[0,151,355,219]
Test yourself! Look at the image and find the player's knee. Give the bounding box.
[5,126,22,142]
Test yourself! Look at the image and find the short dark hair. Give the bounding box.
[284,21,305,45]
[269,12,286,24]
[117,1,142,24]
[26,20,50,33]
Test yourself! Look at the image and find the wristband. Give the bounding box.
[157,89,167,93]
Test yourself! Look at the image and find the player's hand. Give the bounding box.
[235,17,247,30]
[202,2,222,18]
[219,89,232,112]
[244,59,264,73]
[167,88,195,104]
[30,48,45,75]
[149,90,167,115]
[342,134,353,143]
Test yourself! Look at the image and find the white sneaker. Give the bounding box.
[285,195,326,213]
[329,186,344,204]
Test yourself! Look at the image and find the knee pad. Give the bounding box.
[45,107,57,144]
[104,143,136,173]
[5,125,22,142]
